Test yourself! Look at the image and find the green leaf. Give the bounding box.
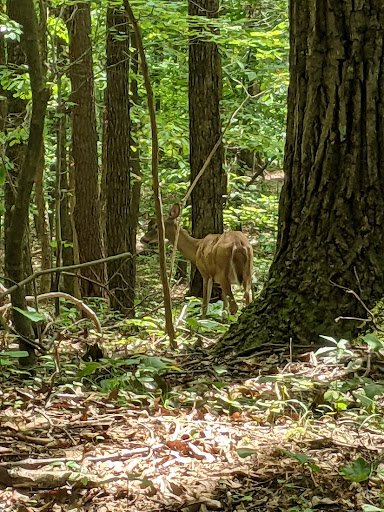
[363,384,384,400]
[66,461,82,471]
[362,506,384,512]
[237,448,258,458]
[0,351,29,358]
[78,362,100,377]
[213,366,227,375]
[13,307,45,323]
[340,457,373,482]
[376,465,384,480]
[282,450,309,465]
[197,319,220,329]
[363,334,384,352]
[139,356,167,370]
[308,462,321,472]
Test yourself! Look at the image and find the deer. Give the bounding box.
[141,204,253,317]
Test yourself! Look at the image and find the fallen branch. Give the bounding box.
[6,466,121,489]
[25,292,102,333]
[0,447,149,469]
[0,251,133,302]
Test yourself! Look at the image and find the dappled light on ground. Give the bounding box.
[1,339,384,511]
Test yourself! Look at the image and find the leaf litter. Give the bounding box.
[1,336,384,512]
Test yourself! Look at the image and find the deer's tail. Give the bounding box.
[232,242,253,288]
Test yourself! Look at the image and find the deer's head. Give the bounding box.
[141,204,181,245]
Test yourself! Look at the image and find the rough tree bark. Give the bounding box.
[5,0,50,364]
[218,0,384,354]
[4,0,27,279]
[65,3,105,297]
[188,0,226,298]
[104,7,136,314]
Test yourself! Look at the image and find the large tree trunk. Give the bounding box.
[104,7,136,315]
[65,3,105,297]
[188,0,226,298]
[5,0,49,365]
[218,0,384,354]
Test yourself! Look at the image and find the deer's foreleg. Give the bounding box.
[202,277,213,317]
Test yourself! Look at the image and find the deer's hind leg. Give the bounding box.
[220,279,238,315]
[243,280,252,306]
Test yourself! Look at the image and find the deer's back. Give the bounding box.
[196,231,253,285]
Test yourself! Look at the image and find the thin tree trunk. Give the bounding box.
[104,7,135,314]
[0,20,7,262]
[51,32,76,296]
[128,32,141,249]
[5,0,50,365]
[35,148,51,294]
[4,0,27,282]
[34,1,50,294]
[58,111,76,296]
[188,0,226,299]
[123,0,175,346]
[65,3,105,297]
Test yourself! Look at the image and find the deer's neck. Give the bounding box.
[170,227,200,265]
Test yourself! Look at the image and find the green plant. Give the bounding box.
[77,354,180,398]
[340,457,377,483]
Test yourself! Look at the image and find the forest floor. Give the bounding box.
[1,175,382,511]
[1,326,384,512]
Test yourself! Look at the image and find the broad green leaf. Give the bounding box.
[213,366,227,375]
[237,448,258,458]
[363,384,384,399]
[340,457,373,482]
[77,362,100,377]
[13,307,45,323]
[0,358,14,366]
[363,334,384,352]
[66,461,82,471]
[0,351,29,358]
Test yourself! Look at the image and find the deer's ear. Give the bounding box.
[169,204,181,219]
